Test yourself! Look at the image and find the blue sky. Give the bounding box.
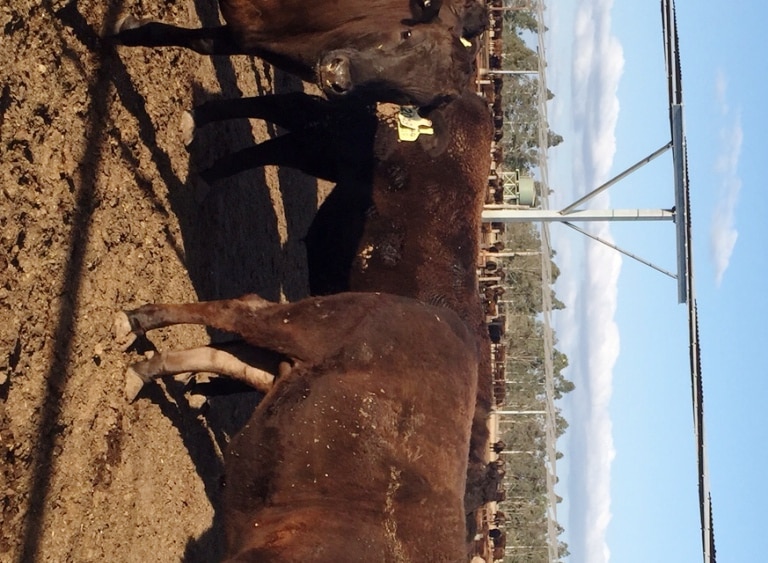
[544,1,767,562]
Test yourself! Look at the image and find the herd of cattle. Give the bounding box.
[109,0,519,560]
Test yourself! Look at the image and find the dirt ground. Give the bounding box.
[1,1,331,560]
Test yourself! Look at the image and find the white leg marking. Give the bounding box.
[125,346,275,401]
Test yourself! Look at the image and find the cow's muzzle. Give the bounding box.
[318,53,353,96]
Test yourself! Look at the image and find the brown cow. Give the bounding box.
[333,95,495,498]
[181,90,495,537]
[108,0,485,106]
[115,291,478,561]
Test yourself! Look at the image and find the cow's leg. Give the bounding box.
[115,293,391,368]
[124,346,275,401]
[199,130,342,183]
[305,179,373,295]
[182,94,341,181]
[186,93,330,135]
[114,294,274,350]
[110,16,243,55]
[115,293,341,362]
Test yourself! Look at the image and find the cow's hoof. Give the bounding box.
[113,312,138,351]
[125,367,147,402]
[114,14,142,35]
[180,110,196,146]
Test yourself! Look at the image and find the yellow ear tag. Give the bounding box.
[460,37,473,48]
[397,106,434,142]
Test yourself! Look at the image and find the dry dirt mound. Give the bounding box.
[1,1,327,560]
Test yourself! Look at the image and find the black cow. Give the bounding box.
[489,528,506,549]
[491,439,506,454]
[109,0,486,106]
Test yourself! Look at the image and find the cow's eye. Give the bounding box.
[401,30,412,40]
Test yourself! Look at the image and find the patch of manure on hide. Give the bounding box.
[383,466,408,561]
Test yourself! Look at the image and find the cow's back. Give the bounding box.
[220,0,437,52]
[220,0,365,37]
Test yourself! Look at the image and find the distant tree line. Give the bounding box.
[492,222,570,562]
[488,5,571,561]
[497,6,563,175]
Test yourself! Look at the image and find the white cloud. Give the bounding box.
[710,69,742,287]
[564,226,621,563]
[552,1,624,562]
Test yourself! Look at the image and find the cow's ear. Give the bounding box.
[409,0,443,23]
[416,107,452,157]
[461,2,489,39]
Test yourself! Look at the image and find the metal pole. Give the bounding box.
[482,208,675,222]
[563,222,678,279]
[561,142,672,214]
[483,69,539,76]
[481,251,541,258]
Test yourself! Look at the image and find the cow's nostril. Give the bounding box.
[330,81,348,94]
[329,57,344,71]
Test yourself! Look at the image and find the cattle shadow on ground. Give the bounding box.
[101,1,282,559]
[22,2,318,561]
[174,0,283,304]
[271,71,321,302]
[176,73,320,562]
[114,1,320,559]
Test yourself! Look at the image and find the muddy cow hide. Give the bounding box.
[183,90,495,536]
[115,292,478,562]
[108,0,485,106]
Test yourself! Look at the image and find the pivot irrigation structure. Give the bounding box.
[479,1,715,561]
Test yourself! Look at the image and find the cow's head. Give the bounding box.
[317,21,476,107]
[409,0,489,39]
